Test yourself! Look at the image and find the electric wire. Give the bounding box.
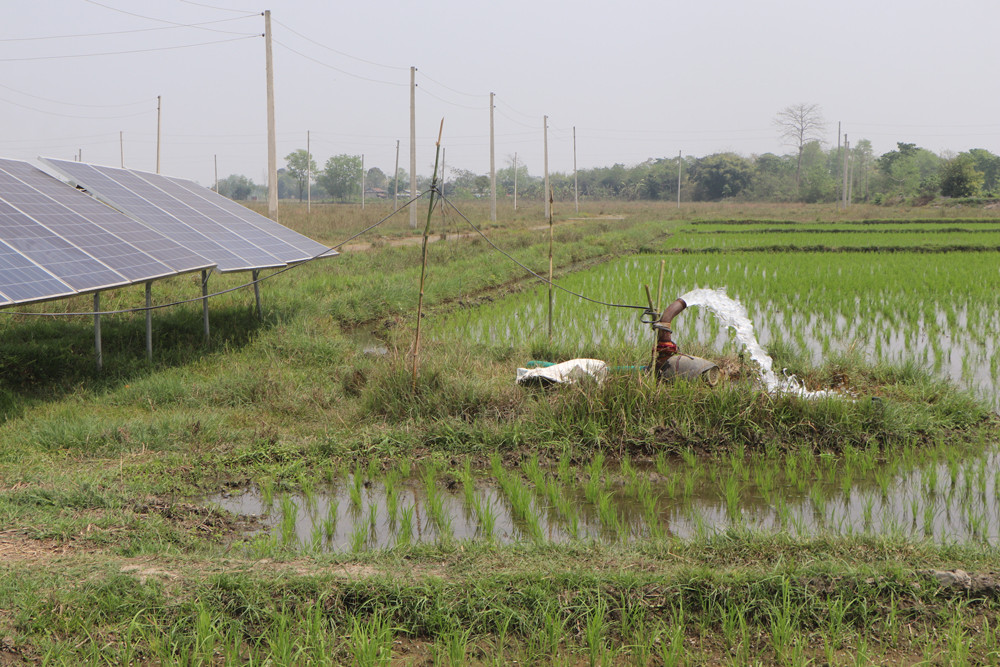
[0,95,153,119]
[416,86,485,111]
[0,83,151,109]
[81,0,260,35]
[271,18,406,71]
[438,192,648,311]
[272,39,405,87]
[417,71,483,98]
[0,34,260,62]
[0,14,260,41]
[175,0,252,13]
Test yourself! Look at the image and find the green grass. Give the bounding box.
[2,200,1000,662]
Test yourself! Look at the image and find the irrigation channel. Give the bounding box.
[209,288,1000,552]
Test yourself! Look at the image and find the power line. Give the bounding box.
[0,14,259,41]
[0,83,150,109]
[271,18,406,71]
[416,86,485,111]
[0,34,260,62]
[175,0,252,13]
[272,39,405,87]
[417,70,482,98]
[81,0,260,35]
[0,95,154,119]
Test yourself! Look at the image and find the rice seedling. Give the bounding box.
[396,505,413,547]
[350,468,364,513]
[350,613,395,667]
[279,493,298,546]
[583,596,607,667]
[323,498,339,541]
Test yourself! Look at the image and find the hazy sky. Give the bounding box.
[2,0,999,187]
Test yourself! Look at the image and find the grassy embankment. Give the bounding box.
[1,200,999,664]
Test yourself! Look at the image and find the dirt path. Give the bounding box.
[338,215,625,253]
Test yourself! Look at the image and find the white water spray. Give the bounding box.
[679,288,838,399]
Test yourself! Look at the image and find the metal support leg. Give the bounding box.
[252,269,262,321]
[94,292,102,371]
[202,270,210,343]
[145,282,152,362]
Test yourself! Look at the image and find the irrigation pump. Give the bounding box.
[651,297,721,386]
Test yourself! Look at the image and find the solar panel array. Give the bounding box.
[0,157,335,308]
[43,159,337,273]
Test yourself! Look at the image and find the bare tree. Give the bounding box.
[774,103,826,185]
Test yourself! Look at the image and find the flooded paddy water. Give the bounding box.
[209,443,1000,552]
[213,235,1000,553]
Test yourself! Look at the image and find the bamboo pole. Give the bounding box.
[411,119,445,390]
[547,186,554,339]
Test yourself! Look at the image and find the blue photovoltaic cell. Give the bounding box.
[167,176,335,261]
[0,238,74,304]
[1,160,213,276]
[88,165,285,271]
[130,169,311,264]
[0,161,174,283]
[43,159,252,273]
[0,197,128,292]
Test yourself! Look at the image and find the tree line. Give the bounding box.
[214,105,1000,205]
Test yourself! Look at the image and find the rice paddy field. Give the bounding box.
[3,200,1000,665]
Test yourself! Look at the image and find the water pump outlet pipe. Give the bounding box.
[651,297,721,386]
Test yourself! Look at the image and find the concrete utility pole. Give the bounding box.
[572,126,579,214]
[513,152,518,211]
[361,153,365,209]
[264,9,278,221]
[842,135,850,209]
[837,121,842,207]
[677,150,682,208]
[409,66,417,228]
[393,139,400,209]
[543,115,550,219]
[306,130,311,213]
[489,92,496,222]
[156,95,162,174]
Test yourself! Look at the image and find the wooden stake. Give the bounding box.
[411,119,445,390]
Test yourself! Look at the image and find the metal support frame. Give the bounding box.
[94,292,102,371]
[145,282,153,362]
[201,270,210,342]
[252,269,262,320]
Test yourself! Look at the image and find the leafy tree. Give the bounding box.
[366,167,387,190]
[474,175,490,197]
[940,154,984,198]
[875,142,941,200]
[318,154,362,202]
[284,149,317,201]
[386,168,408,200]
[966,148,1000,194]
[690,153,754,201]
[216,174,255,200]
[496,157,533,196]
[774,103,826,185]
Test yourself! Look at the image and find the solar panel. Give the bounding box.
[0,161,175,283]
[42,159,259,273]
[89,166,287,271]
[0,237,74,304]
[0,160,213,276]
[0,197,129,293]
[130,169,313,264]
[166,176,336,261]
